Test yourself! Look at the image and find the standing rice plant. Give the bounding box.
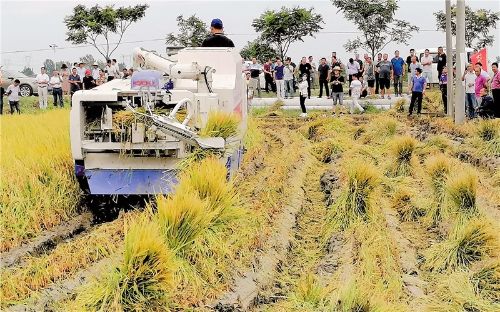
[328,161,379,230]
[387,136,418,177]
[424,154,452,224]
[470,261,500,302]
[476,119,498,142]
[424,218,498,272]
[446,169,478,219]
[311,138,345,163]
[76,215,174,311]
[200,111,240,139]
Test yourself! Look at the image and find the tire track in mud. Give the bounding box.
[214,125,309,311]
[1,212,93,268]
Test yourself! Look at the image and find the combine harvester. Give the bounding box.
[70,47,247,218]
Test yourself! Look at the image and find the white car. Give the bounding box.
[416,48,473,84]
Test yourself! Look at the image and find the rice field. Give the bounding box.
[0,95,499,311]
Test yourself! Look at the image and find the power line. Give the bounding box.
[0,29,440,55]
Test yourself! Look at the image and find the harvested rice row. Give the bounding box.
[0,214,127,307]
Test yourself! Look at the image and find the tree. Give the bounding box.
[240,38,279,62]
[43,59,55,75]
[332,0,419,60]
[166,14,210,47]
[434,5,499,50]
[252,7,324,60]
[79,54,106,68]
[21,67,35,77]
[64,4,149,60]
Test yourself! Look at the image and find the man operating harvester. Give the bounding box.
[201,18,235,48]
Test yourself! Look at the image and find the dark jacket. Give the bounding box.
[201,34,235,47]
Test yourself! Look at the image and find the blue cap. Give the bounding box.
[211,18,223,29]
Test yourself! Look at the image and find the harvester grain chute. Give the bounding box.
[70,47,247,217]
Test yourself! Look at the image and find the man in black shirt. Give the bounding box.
[201,18,235,48]
[317,57,330,98]
[297,57,312,98]
[436,46,447,78]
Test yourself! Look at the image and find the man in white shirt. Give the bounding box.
[49,71,63,107]
[462,63,477,119]
[91,62,100,80]
[77,62,86,83]
[420,49,433,86]
[349,74,364,114]
[6,79,21,114]
[111,59,121,79]
[36,67,50,109]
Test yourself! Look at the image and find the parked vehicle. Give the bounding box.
[0,70,42,97]
[416,48,474,84]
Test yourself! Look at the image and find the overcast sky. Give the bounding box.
[1,0,499,72]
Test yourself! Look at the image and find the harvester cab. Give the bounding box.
[70,47,247,199]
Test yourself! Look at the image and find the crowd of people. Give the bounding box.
[242,48,500,119]
[0,59,135,114]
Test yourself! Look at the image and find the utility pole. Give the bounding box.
[445,0,454,117]
[454,0,466,124]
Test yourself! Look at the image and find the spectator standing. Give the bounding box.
[475,62,491,80]
[92,62,100,80]
[375,53,382,94]
[298,57,312,99]
[76,62,86,83]
[6,79,21,114]
[284,58,295,99]
[274,58,285,100]
[105,60,115,81]
[36,67,50,109]
[365,57,375,95]
[298,74,308,117]
[68,67,81,99]
[421,49,433,86]
[406,49,419,81]
[408,56,421,88]
[391,50,405,97]
[437,46,447,79]
[249,58,262,98]
[354,53,363,76]
[474,66,488,106]
[378,54,393,99]
[83,69,96,90]
[347,58,360,96]
[96,69,106,86]
[439,67,448,114]
[60,64,70,96]
[112,59,121,79]
[317,57,330,98]
[349,75,364,114]
[49,71,64,107]
[408,68,426,116]
[122,68,129,79]
[128,68,134,76]
[491,62,500,117]
[330,66,345,115]
[309,56,317,89]
[462,64,477,119]
[263,59,275,93]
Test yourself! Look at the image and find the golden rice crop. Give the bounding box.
[424,154,452,223]
[76,215,173,311]
[200,111,240,139]
[391,187,425,222]
[0,110,80,252]
[388,136,418,177]
[311,138,345,163]
[328,161,379,230]
[476,119,498,142]
[424,218,498,272]
[446,169,478,218]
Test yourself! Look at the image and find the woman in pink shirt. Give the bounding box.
[491,62,499,116]
[474,67,487,102]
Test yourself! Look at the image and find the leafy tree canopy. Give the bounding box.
[434,5,499,50]
[252,6,323,59]
[332,0,419,59]
[240,38,279,63]
[166,15,210,47]
[64,4,148,60]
